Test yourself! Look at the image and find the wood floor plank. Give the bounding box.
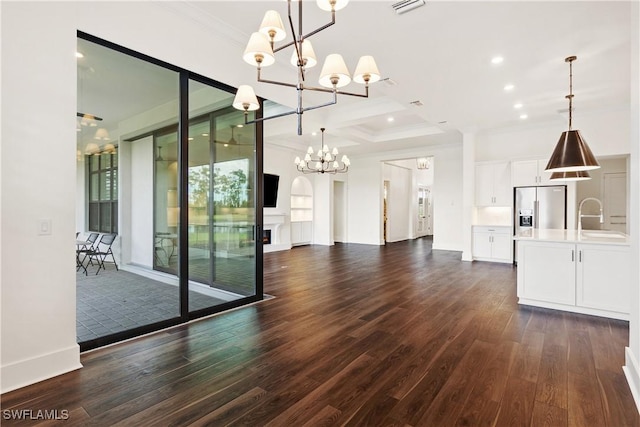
[531,400,568,427]
[535,341,569,410]
[494,377,537,426]
[1,239,637,426]
[416,339,494,426]
[568,371,606,427]
[596,368,640,426]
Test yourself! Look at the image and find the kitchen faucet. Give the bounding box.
[578,197,604,233]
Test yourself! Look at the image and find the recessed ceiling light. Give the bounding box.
[514,103,523,109]
[311,131,317,136]
[188,137,194,141]
[387,117,394,122]
[224,143,229,147]
[504,84,515,91]
[520,114,528,119]
[237,124,243,128]
[202,133,209,137]
[491,56,504,65]
[76,52,84,58]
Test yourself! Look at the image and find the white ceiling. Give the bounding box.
[78,1,633,157]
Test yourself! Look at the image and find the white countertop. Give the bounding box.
[514,228,630,245]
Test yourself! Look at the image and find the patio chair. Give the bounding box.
[77,232,99,270]
[89,233,119,274]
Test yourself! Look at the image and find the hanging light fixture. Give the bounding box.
[549,170,591,182]
[416,157,430,170]
[545,56,600,173]
[94,128,110,141]
[294,128,350,174]
[233,0,380,136]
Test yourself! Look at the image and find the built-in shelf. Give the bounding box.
[291,177,313,244]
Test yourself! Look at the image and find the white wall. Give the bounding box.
[129,137,154,267]
[624,0,640,411]
[475,108,630,162]
[0,0,284,393]
[347,143,463,251]
[264,144,296,248]
[1,2,82,392]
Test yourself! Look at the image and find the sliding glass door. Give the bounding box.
[77,32,262,351]
[187,80,256,313]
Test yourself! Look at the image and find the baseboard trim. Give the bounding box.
[1,344,82,394]
[624,347,640,414]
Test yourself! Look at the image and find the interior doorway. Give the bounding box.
[333,180,347,242]
[383,181,389,243]
[417,186,433,236]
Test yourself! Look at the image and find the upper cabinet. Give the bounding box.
[511,159,554,187]
[475,162,511,206]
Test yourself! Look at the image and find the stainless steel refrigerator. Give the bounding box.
[514,185,567,260]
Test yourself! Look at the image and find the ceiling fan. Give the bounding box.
[213,125,252,147]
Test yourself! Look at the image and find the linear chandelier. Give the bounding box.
[232,0,380,135]
[294,128,350,174]
[545,56,600,173]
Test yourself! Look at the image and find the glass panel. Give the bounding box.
[154,129,179,274]
[100,171,111,200]
[100,203,112,232]
[187,79,256,312]
[77,36,180,347]
[112,202,119,234]
[90,155,99,172]
[88,203,99,231]
[90,174,99,202]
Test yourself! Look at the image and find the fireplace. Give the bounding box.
[262,229,272,245]
[263,214,287,253]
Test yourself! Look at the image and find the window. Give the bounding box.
[87,150,118,233]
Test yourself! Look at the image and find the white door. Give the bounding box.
[417,186,428,236]
[603,173,627,233]
[333,181,347,242]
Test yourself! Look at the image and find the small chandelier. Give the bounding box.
[294,128,350,174]
[232,0,380,135]
[416,157,430,170]
[545,56,600,173]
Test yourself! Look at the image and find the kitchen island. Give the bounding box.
[514,229,631,320]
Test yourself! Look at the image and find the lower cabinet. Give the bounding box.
[517,240,630,320]
[291,221,312,246]
[472,226,512,263]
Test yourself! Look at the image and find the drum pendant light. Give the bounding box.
[545,56,600,173]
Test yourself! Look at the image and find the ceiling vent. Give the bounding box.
[392,0,426,15]
[409,100,423,106]
[381,78,398,86]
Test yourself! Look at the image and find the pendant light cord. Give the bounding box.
[566,56,576,131]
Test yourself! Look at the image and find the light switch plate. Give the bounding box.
[38,219,52,235]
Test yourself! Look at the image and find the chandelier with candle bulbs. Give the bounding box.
[294,128,350,174]
[232,0,380,136]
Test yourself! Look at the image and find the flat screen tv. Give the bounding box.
[264,174,279,208]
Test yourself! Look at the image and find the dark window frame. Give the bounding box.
[87,151,118,234]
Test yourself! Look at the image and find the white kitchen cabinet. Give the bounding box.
[511,159,553,187]
[475,162,511,206]
[472,226,512,263]
[518,241,576,305]
[577,244,630,314]
[516,239,630,320]
[291,221,312,246]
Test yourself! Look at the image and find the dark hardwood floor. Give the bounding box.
[3,238,639,426]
